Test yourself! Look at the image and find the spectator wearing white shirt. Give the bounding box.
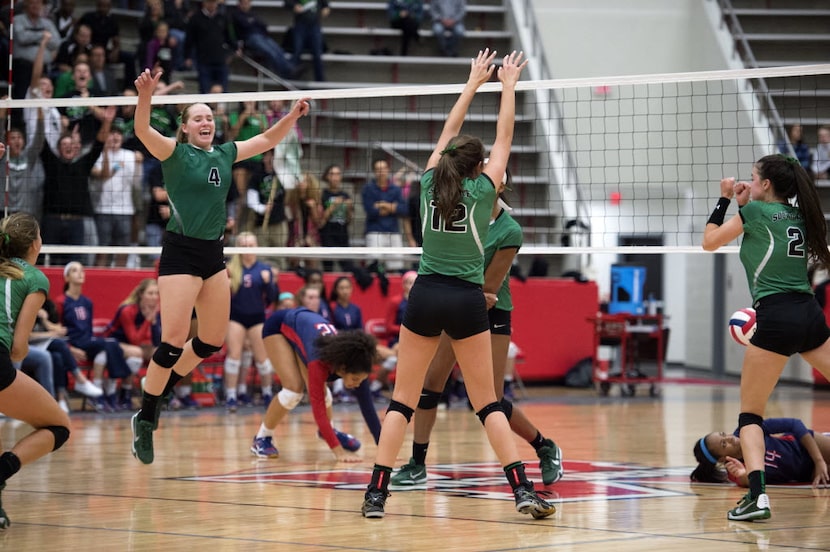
[90,126,144,267]
[814,126,830,180]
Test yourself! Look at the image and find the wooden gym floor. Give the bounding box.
[2,372,830,551]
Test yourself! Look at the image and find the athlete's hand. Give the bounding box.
[135,68,162,96]
[497,51,528,89]
[813,459,829,488]
[723,456,747,481]
[467,48,497,89]
[734,181,751,207]
[719,177,736,199]
[290,97,312,119]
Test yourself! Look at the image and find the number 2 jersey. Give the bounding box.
[739,201,812,302]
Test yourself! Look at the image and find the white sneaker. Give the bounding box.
[382,356,397,371]
[75,380,104,398]
[58,399,70,414]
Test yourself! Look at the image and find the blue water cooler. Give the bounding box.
[608,265,646,315]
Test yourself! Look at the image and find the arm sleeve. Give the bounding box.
[308,360,339,448]
[353,378,381,444]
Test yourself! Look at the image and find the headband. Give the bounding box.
[63,261,81,279]
[698,437,718,465]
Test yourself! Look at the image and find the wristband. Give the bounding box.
[707,197,731,226]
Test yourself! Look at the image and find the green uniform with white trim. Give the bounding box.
[484,209,522,312]
[0,260,49,350]
[418,168,496,285]
[162,142,237,240]
[739,200,812,302]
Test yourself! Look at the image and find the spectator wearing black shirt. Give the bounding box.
[184,0,233,93]
[78,0,137,85]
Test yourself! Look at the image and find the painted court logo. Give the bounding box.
[176,460,693,503]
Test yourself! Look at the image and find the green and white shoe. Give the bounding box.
[131,411,155,465]
[537,439,563,485]
[727,492,771,521]
[389,458,428,488]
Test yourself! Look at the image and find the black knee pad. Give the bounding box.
[45,425,70,451]
[192,336,222,359]
[738,412,764,430]
[387,399,414,423]
[152,342,184,369]
[499,397,513,421]
[476,401,505,425]
[417,389,443,410]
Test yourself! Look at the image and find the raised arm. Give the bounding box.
[483,51,527,187]
[702,177,748,251]
[134,69,176,161]
[235,98,311,162]
[426,48,497,171]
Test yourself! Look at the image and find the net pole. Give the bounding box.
[4,1,13,219]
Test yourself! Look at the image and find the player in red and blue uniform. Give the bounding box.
[693,418,830,486]
[250,307,380,460]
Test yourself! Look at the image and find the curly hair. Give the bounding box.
[690,438,729,483]
[315,331,377,375]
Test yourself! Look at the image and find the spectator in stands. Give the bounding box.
[248,150,289,266]
[13,0,61,100]
[278,291,297,309]
[224,232,278,412]
[57,261,140,412]
[105,279,163,409]
[388,0,423,56]
[207,84,231,145]
[285,0,330,82]
[692,418,830,487]
[41,106,116,266]
[163,0,191,71]
[266,99,302,191]
[78,0,137,85]
[184,0,233,94]
[370,269,415,393]
[778,124,813,177]
[89,44,120,96]
[430,0,465,57]
[229,101,268,233]
[248,306,379,460]
[286,172,324,270]
[90,124,144,267]
[59,59,106,146]
[403,177,422,249]
[0,88,46,221]
[302,269,332,321]
[54,22,93,76]
[29,298,103,413]
[24,33,65,153]
[0,212,71,532]
[144,20,177,78]
[814,126,830,181]
[330,276,362,332]
[52,0,78,42]
[144,162,169,257]
[362,158,407,273]
[320,164,353,273]
[231,0,299,80]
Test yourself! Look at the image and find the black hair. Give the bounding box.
[690,438,729,483]
[315,331,377,375]
[329,276,352,303]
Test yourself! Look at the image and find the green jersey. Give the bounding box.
[739,200,812,302]
[0,259,49,350]
[162,142,237,240]
[484,208,522,312]
[418,168,496,285]
[228,112,267,162]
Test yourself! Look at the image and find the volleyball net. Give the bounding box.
[2,63,830,273]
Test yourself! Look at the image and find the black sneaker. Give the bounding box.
[513,482,556,519]
[362,488,389,519]
[0,483,9,531]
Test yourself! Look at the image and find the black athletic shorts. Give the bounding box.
[230,311,266,329]
[751,292,830,356]
[0,345,17,392]
[403,274,489,340]
[157,231,226,279]
[489,308,511,336]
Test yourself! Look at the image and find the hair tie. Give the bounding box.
[176,113,183,126]
[440,144,457,156]
[779,153,799,168]
[0,233,9,246]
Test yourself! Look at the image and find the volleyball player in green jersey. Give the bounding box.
[130,68,310,464]
[391,170,565,489]
[703,154,830,521]
[0,212,71,530]
[362,49,554,520]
